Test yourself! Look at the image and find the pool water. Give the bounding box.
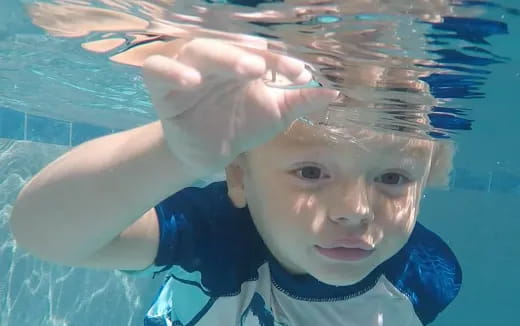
[0,0,519,325]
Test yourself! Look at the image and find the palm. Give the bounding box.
[143,39,337,176]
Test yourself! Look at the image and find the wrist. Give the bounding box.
[121,121,198,193]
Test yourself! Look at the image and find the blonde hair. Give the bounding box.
[282,116,455,188]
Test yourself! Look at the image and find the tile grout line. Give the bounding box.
[2,107,119,145]
[69,121,73,147]
[23,113,27,141]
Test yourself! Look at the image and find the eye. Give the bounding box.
[375,172,411,185]
[294,166,329,180]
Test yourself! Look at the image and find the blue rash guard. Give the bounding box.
[124,182,462,326]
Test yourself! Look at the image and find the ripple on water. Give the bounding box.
[2,0,514,137]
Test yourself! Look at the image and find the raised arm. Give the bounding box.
[9,37,337,271]
[9,121,195,270]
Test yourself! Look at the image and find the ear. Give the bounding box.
[427,141,456,188]
[225,155,248,208]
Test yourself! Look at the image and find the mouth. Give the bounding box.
[315,239,376,262]
[315,246,375,262]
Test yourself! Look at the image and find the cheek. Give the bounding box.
[372,189,419,235]
[372,196,418,260]
[244,173,297,230]
[248,184,320,239]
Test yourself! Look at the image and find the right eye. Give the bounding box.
[293,166,330,180]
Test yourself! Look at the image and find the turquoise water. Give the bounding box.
[1,0,519,325]
[420,34,520,324]
[417,14,520,323]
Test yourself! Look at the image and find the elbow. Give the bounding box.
[9,202,42,259]
[9,200,63,264]
[9,203,92,268]
[9,185,37,252]
[9,196,30,250]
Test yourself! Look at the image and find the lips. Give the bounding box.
[315,238,375,261]
[322,238,375,251]
[315,246,374,261]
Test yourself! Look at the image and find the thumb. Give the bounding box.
[279,87,340,123]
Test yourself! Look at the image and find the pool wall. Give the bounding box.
[0,111,162,326]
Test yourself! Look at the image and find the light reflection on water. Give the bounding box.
[0,1,519,325]
[6,0,513,137]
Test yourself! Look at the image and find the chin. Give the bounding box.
[314,269,371,287]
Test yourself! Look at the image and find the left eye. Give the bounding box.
[375,172,410,185]
[299,167,323,179]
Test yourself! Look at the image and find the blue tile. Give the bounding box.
[26,114,71,145]
[490,171,520,194]
[0,107,25,140]
[71,122,112,145]
[451,168,489,192]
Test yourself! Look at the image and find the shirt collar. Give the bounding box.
[266,251,385,301]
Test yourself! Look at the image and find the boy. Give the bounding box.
[9,38,461,325]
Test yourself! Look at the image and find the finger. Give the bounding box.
[213,33,269,50]
[176,38,267,79]
[233,43,310,82]
[278,87,340,124]
[178,38,309,85]
[142,54,202,98]
[268,53,311,83]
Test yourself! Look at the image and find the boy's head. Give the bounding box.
[225,118,454,286]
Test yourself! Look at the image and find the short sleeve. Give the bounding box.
[122,182,267,294]
[119,264,167,278]
[383,222,463,325]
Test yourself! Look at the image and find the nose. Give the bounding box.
[328,180,374,226]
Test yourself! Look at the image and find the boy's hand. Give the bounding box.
[142,37,338,177]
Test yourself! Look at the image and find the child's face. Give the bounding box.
[226,121,450,286]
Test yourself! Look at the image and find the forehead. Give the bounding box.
[270,120,435,157]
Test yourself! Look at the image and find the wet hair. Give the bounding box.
[281,116,456,188]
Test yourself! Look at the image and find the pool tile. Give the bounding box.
[451,168,490,192]
[490,170,520,194]
[26,114,71,146]
[0,107,25,140]
[71,122,112,145]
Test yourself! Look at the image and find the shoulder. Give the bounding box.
[155,181,268,296]
[382,222,462,325]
